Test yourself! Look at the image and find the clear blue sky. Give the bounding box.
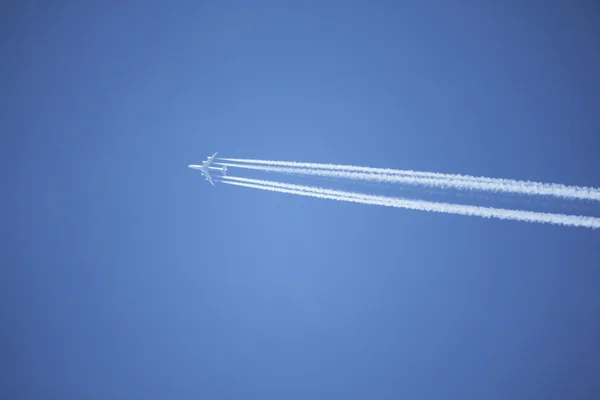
[3,1,600,399]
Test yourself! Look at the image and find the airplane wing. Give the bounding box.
[201,168,215,186]
[206,152,218,166]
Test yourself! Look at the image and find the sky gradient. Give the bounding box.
[4,1,600,399]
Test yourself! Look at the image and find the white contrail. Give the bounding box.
[217,158,600,201]
[218,176,600,229]
[215,162,600,202]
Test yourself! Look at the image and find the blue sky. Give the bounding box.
[3,1,600,399]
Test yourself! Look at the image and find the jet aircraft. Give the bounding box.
[188,152,227,186]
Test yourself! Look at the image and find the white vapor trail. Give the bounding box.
[219,176,600,229]
[217,158,600,202]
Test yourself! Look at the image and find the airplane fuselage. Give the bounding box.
[188,152,227,186]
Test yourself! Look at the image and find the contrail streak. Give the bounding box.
[219,176,600,229]
[216,162,600,202]
[217,158,600,201]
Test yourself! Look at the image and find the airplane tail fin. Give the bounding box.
[222,165,227,176]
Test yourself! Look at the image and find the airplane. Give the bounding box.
[188,152,227,186]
